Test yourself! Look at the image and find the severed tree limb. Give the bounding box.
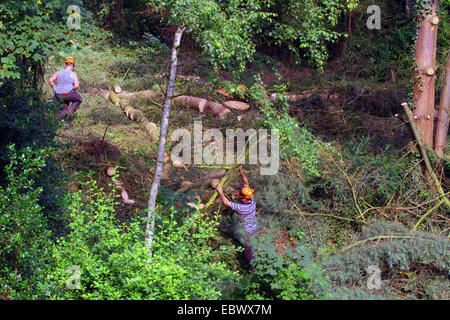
[402,102,450,209]
[175,170,226,194]
[340,235,416,252]
[412,199,444,231]
[145,26,185,253]
[172,95,231,119]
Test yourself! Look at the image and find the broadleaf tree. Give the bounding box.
[0,0,96,87]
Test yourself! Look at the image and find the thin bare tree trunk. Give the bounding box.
[434,52,450,156]
[145,26,185,251]
[412,0,439,148]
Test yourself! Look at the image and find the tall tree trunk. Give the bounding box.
[145,26,185,251]
[115,0,125,25]
[412,0,439,148]
[434,52,450,156]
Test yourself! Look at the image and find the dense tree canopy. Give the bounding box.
[0,0,95,82]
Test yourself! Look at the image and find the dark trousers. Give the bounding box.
[55,90,82,120]
[243,229,258,263]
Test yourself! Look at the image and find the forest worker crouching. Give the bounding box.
[213,165,259,265]
[48,56,82,121]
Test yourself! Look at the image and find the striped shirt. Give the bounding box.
[231,197,258,234]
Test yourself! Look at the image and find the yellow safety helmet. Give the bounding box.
[239,186,254,199]
[65,56,75,65]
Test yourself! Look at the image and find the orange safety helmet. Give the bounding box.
[65,56,75,66]
[239,186,254,199]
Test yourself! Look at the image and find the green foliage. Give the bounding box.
[0,0,97,81]
[0,145,53,299]
[247,232,329,299]
[0,82,65,231]
[254,174,310,213]
[341,138,408,206]
[262,0,359,70]
[321,221,450,299]
[46,179,238,299]
[145,0,355,75]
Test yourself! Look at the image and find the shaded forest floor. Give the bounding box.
[43,33,449,299]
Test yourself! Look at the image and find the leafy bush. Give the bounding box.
[247,232,329,300]
[0,82,65,231]
[45,179,239,299]
[0,145,53,299]
[0,0,97,82]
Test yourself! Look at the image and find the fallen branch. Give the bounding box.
[175,170,227,194]
[273,209,363,223]
[412,199,444,231]
[323,149,365,222]
[107,167,135,205]
[341,235,416,252]
[402,102,450,209]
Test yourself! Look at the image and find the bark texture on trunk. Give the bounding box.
[115,0,125,25]
[412,0,439,148]
[145,26,185,251]
[434,52,450,156]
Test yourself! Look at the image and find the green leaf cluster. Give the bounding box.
[45,179,239,299]
[0,144,53,299]
[0,0,97,80]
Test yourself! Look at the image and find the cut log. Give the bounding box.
[136,89,163,100]
[109,90,120,105]
[181,181,193,189]
[186,96,208,112]
[106,167,116,176]
[145,122,159,141]
[129,109,144,122]
[106,167,135,205]
[172,159,183,168]
[117,89,163,100]
[119,99,129,111]
[117,91,136,99]
[173,95,231,119]
[223,100,250,111]
[175,170,227,194]
[113,83,122,94]
[204,101,230,119]
[124,106,134,116]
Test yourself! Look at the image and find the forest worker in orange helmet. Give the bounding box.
[214,165,258,264]
[48,56,82,121]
